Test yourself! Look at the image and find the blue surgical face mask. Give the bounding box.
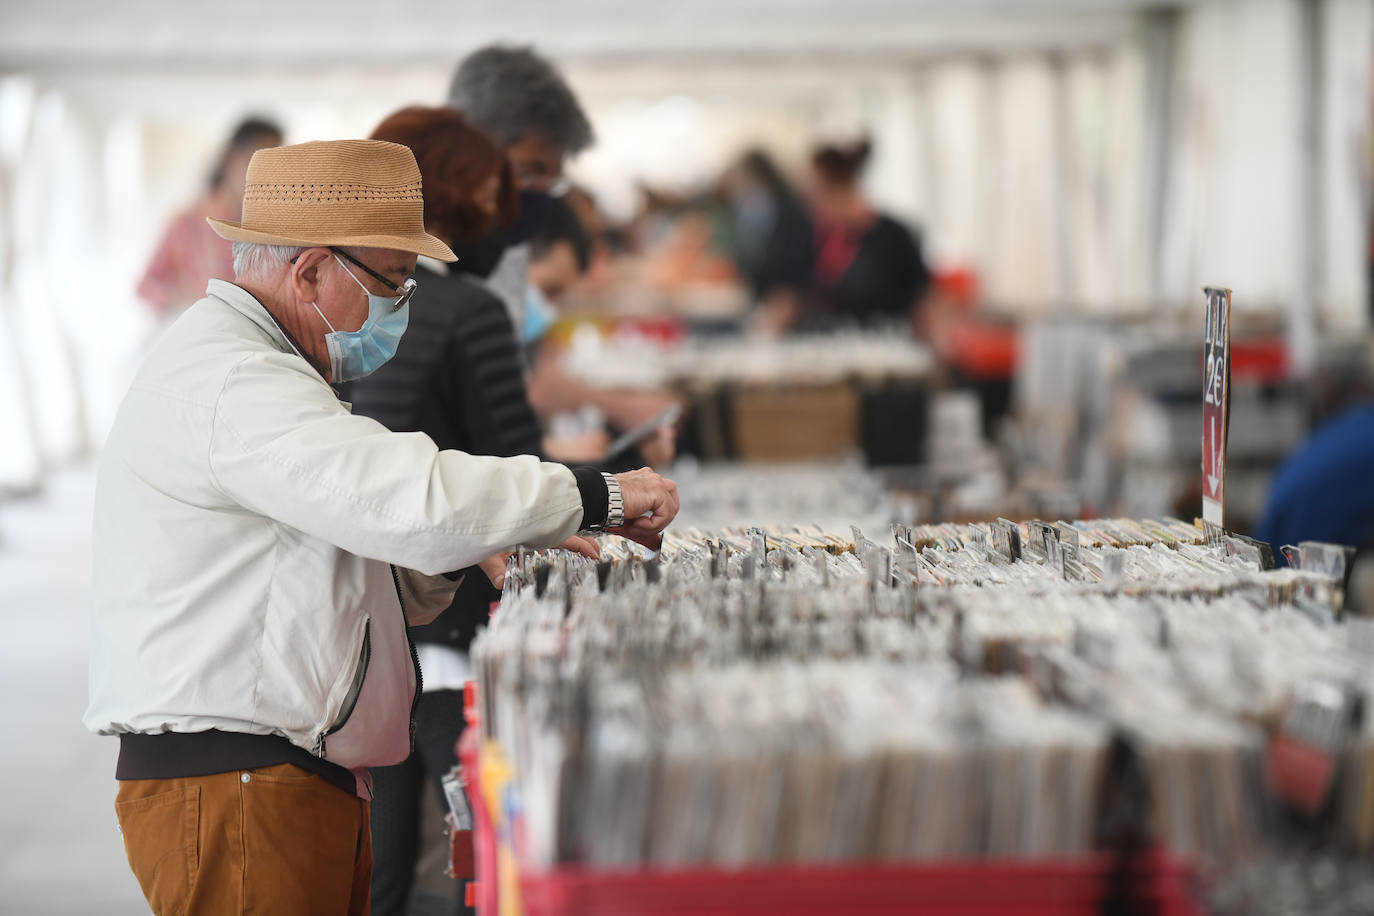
[522,283,558,346]
[312,255,411,382]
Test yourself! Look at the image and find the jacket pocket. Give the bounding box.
[115,785,200,915]
[320,616,371,754]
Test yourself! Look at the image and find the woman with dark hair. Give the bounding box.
[804,137,932,329]
[347,106,531,456]
[338,106,531,915]
[345,106,663,915]
[136,116,282,316]
[723,148,814,333]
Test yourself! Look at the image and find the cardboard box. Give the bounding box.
[730,384,859,462]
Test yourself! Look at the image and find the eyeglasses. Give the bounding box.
[289,247,417,312]
[331,247,417,311]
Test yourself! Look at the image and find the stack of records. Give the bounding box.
[472,517,1366,895]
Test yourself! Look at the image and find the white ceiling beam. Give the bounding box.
[0,3,1154,75]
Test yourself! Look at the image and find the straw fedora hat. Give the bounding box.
[207,139,456,261]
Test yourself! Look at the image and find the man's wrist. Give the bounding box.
[602,472,625,529]
[572,467,610,531]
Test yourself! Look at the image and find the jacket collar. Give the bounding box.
[205,279,329,383]
[206,279,294,353]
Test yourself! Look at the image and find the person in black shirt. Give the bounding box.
[804,138,933,329]
[347,106,671,916]
[342,106,548,916]
[722,149,815,333]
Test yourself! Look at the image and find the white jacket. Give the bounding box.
[85,280,585,795]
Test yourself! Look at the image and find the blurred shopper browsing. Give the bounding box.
[804,138,932,331]
[135,117,283,319]
[524,197,682,469]
[722,149,815,335]
[343,113,678,916]
[1256,403,1374,560]
[524,195,593,349]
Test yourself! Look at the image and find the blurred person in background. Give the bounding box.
[563,185,617,287]
[721,149,814,334]
[540,184,621,307]
[447,44,594,337]
[1255,398,1374,560]
[524,197,682,467]
[88,137,679,916]
[349,111,673,475]
[344,110,674,916]
[804,137,932,330]
[346,107,537,463]
[523,194,592,350]
[135,116,282,319]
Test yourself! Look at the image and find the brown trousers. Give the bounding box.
[115,764,371,916]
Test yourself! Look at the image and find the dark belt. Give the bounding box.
[117,730,357,797]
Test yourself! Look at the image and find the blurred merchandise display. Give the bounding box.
[539,313,1371,536]
[558,327,936,390]
[1011,318,1374,529]
[649,460,1083,536]
[550,327,938,465]
[1208,853,1374,916]
[650,461,896,533]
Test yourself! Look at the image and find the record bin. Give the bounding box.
[454,683,1207,916]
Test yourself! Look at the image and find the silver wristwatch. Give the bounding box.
[601,472,625,530]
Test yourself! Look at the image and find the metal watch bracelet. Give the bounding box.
[601,472,625,530]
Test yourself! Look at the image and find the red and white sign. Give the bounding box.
[1201,287,1231,526]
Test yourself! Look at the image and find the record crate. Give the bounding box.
[454,683,1207,916]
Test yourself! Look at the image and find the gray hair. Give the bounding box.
[447,45,594,155]
[231,242,306,281]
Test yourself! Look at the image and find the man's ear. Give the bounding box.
[287,247,331,304]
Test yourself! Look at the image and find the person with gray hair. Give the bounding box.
[447,44,593,193]
[447,44,594,336]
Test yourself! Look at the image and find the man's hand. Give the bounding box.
[477,536,602,589]
[611,468,680,551]
[477,552,513,589]
[558,534,602,561]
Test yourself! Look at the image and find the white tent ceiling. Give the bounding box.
[1,0,1202,74]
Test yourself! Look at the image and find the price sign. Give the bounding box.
[1201,287,1232,527]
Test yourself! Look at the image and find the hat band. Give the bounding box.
[243,179,423,205]
[239,182,427,237]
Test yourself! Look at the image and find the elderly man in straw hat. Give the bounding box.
[85,139,678,915]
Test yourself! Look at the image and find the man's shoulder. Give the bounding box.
[133,298,321,407]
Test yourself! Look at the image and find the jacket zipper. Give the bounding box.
[318,617,372,757]
[390,564,424,752]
